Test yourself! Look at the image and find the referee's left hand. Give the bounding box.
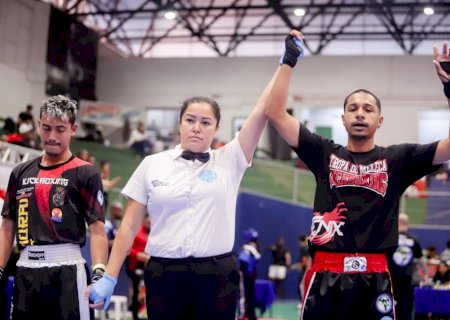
[86,272,117,310]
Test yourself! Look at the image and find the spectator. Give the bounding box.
[425,246,440,261]
[238,228,261,320]
[104,202,124,251]
[17,104,35,130]
[99,160,121,211]
[388,212,426,320]
[268,236,292,300]
[440,239,450,263]
[432,261,450,285]
[290,234,311,309]
[76,148,90,162]
[127,121,153,158]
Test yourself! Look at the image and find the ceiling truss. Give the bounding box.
[43,0,450,57]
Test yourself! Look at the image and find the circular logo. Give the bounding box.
[375,293,393,314]
[97,190,104,206]
[198,170,217,182]
[51,208,63,223]
[352,260,360,269]
[393,245,413,266]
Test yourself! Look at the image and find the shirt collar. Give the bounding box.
[171,144,212,161]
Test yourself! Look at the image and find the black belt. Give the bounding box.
[151,252,234,264]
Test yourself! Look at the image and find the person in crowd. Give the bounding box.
[88,62,282,320]
[425,246,440,261]
[104,201,124,252]
[77,148,90,162]
[432,261,450,285]
[290,234,311,309]
[238,228,261,320]
[268,236,292,300]
[99,160,121,211]
[126,215,150,320]
[126,121,153,158]
[0,95,108,319]
[440,239,450,263]
[17,104,35,130]
[388,212,427,320]
[266,29,450,319]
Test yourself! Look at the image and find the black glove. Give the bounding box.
[91,268,104,284]
[443,81,450,99]
[280,35,305,68]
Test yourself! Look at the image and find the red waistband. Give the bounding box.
[312,252,388,273]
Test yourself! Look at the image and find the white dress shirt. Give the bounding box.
[121,138,250,258]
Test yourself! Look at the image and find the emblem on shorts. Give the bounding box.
[51,208,63,223]
[343,256,367,272]
[198,170,217,182]
[97,190,104,206]
[28,251,45,260]
[53,186,66,207]
[375,293,393,314]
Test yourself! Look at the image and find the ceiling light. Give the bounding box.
[423,7,434,15]
[164,10,177,20]
[294,8,306,17]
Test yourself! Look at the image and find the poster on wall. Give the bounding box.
[46,6,98,101]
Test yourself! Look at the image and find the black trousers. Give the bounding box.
[144,252,239,320]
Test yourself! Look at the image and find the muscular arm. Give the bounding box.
[266,30,304,148]
[89,220,108,269]
[432,41,450,165]
[105,198,147,277]
[0,218,15,269]
[238,66,280,163]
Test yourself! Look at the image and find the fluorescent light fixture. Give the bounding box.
[164,10,177,20]
[423,7,434,15]
[294,8,306,17]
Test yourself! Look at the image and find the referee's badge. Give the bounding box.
[375,293,393,314]
[198,170,217,182]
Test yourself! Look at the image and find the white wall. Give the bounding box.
[0,0,49,119]
[97,50,448,146]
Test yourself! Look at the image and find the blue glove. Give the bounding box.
[279,35,305,68]
[89,272,117,310]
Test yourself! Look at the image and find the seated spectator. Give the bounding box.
[17,122,39,149]
[440,239,450,263]
[432,261,450,285]
[17,104,35,130]
[127,121,152,158]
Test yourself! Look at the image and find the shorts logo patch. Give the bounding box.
[28,251,45,260]
[97,190,104,206]
[51,208,63,223]
[344,256,367,272]
[198,170,217,182]
[375,293,393,314]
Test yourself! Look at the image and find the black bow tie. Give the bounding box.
[181,151,210,163]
